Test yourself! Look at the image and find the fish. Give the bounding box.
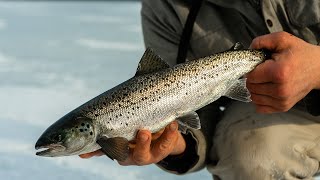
[35,43,269,161]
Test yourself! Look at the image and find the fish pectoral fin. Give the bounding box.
[177,112,201,133]
[225,78,252,102]
[178,122,188,134]
[96,136,129,161]
[135,48,170,76]
[229,42,245,51]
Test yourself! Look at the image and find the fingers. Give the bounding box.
[79,150,104,159]
[250,31,292,51]
[247,82,287,99]
[250,93,291,112]
[151,128,165,140]
[131,130,152,165]
[246,60,275,83]
[150,121,179,161]
[254,105,280,114]
[118,121,182,166]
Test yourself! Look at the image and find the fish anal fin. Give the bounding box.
[176,112,201,134]
[96,136,129,161]
[135,48,170,76]
[225,78,251,102]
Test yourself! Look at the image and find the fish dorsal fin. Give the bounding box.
[224,78,252,102]
[229,42,245,51]
[96,136,129,161]
[177,111,201,134]
[135,48,170,76]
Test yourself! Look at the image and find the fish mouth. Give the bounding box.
[35,144,66,156]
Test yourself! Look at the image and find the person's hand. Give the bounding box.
[79,121,186,166]
[247,31,320,114]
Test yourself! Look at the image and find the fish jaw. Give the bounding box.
[35,143,66,157]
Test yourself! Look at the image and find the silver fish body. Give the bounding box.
[35,45,268,161]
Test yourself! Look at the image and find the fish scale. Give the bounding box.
[35,44,269,161]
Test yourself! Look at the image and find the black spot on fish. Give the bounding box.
[90,132,93,136]
[103,102,106,105]
[85,129,87,131]
[76,126,79,128]
[120,114,122,117]
[126,123,128,126]
[87,124,90,128]
[80,129,84,132]
[95,114,99,117]
[81,123,85,126]
[118,104,122,108]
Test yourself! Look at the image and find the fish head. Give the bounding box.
[35,116,96,157]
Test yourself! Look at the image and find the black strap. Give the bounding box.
[176,0,204,64]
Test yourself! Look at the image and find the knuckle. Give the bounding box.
[275,85,290,98]
[132,154,149,166]
[159,139,171,151]
[278,101,291,112]
[273,66,290,83]
[275,32,289,43]
[251,37,259,47]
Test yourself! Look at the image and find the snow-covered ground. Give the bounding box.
[0,2,211,180]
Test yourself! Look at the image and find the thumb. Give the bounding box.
[250,32,290,51]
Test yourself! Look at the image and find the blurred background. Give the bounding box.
[0,0,211,180]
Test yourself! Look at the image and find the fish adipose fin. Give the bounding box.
[225,78,252,102]
[229,42,245,51]
[177,111,201,134]
[96,136,129,161]
[135,48,170,76]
